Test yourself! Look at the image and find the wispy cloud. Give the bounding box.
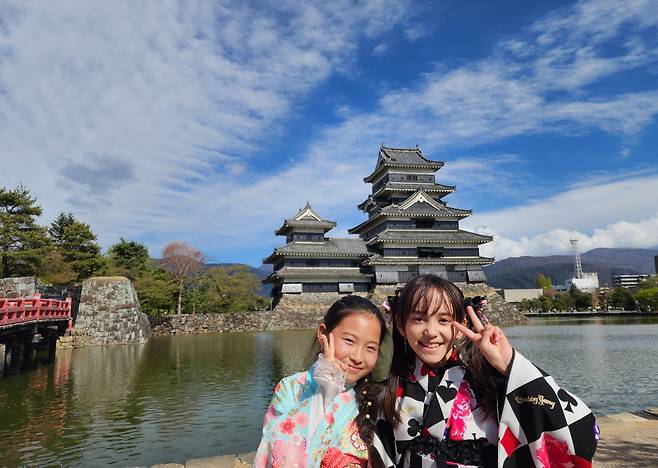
[0,0,411,256]
[2,0,657,265]
[463,174,658,258]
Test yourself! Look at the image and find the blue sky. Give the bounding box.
[2,0,658,266]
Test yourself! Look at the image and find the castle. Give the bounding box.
[263,146,494,307]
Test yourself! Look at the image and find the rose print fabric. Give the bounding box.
[372,350,598,467]
[254,358,368,468]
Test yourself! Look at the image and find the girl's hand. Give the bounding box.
[453,306,514,375]
[318,332,349,374]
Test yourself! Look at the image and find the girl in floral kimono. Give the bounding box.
[371,275,598,468]
[254,295,386,467]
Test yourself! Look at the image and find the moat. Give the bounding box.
[1,316,657,467]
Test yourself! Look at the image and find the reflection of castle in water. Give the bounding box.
[264,146,494,305]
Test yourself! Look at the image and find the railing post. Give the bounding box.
[34,293,41,321]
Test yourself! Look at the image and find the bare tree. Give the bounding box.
[161,241,204,316]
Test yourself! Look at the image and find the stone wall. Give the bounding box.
[273,291,369,314]
[371,282,526,327]
[69,276,152,345]
[0,276,40,298]
[457,282,527,326]
[150,309,325,335]
[151,283,524,336]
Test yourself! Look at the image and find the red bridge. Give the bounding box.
[0,294,72,377]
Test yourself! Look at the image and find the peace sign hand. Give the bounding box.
[453,306,514,375]
[318,332,349,374]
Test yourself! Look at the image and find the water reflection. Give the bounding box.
[1,318,657,467]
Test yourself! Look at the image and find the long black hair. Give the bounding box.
[381,275,497,424]
[310,295,387,448]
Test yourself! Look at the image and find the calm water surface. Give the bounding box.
[1,316,657,466]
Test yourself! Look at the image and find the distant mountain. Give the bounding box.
[484,247,658,289]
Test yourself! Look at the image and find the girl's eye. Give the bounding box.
[344,338,354,344]
[367,346,378,352]
[439,318,451,325]
[413,315,424,322]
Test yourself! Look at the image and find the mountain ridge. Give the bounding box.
[483,247,658,289]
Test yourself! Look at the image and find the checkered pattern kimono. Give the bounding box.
[372,350,598,467]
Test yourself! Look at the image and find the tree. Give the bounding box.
[192,265,268,313]
[48,212,104,281]
[535,273,553,291]
[634,287,658,312]
[607,287,636,311]
[39,250,77,285]
[160,241,204,315]
[0,184,49,277]
[133,266,178,316]
[107,238,150,279]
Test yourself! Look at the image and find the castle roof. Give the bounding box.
[263,238,369,264]
[264,267,372,283]
[362,255,495,266]
[367,229,493,245]
[364,146,444,183]
[350,189,471,234]
[275,202,336,235]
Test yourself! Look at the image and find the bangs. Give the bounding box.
[411,287,452,318]
[397,275,465,323]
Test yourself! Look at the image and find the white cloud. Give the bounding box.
[0,0,411,256]
[373,43,388,55]
[464,174,658,259]
[2,0,657,266]
[476,215,658,260]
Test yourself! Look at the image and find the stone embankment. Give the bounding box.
[151,284,525,335]
[150,309,325,335]
[152,409,658,467]
[59,276,151,347]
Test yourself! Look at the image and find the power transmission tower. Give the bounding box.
[570,239,584,279]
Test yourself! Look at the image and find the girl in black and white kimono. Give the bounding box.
[371,275,599,468]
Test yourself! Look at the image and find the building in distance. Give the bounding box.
[612,274,651,289]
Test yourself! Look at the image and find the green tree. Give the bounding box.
[535,273,553,291]
[133,266,178,316]
[39,250,77,285]
[554,292,576,311]
[567,284,592,310]
[634,278,658,312]
[107,238,150,279]
[0,184,49,277]
[193,265,268,313]
[48,212,104,281]
[607,287,636,311]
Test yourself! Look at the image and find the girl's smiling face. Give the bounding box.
[319,311,382,384]
[397,290,457,367]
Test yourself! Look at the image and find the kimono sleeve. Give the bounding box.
[497,350,598,467]
[254,373,306,467]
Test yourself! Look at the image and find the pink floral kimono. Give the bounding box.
[254,356,369,467]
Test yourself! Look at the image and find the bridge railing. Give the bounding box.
[0,294,72,327]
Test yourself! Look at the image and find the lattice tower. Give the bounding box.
[570,239,584,279]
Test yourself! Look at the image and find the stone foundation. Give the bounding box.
[270,284,526,327]
[69,276,152,345]
[0,276,40,298]
[150,309,325,335]
[273,291,369,314]
[456,282,526,326]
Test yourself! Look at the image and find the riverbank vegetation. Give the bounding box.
[0,184,268,316]
[516,274,658,312]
